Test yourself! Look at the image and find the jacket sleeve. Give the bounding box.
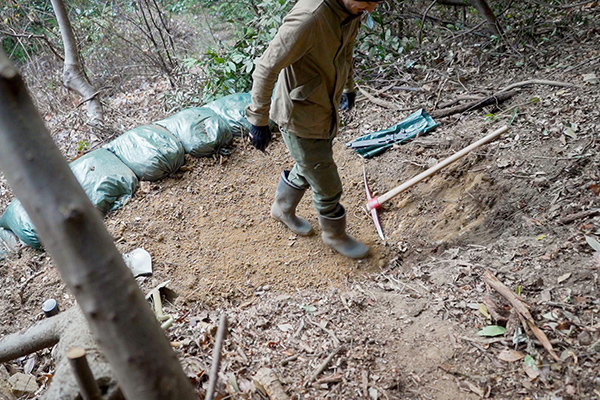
[343,21,360,93]
[245,10,316,127]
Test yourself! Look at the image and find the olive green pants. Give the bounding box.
[281,131,342,217]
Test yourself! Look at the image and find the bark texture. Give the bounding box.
[50,0,104,124]
[469,0,502,35]
[0,50,195,400]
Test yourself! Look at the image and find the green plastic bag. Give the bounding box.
[348,108,439,158]
[0,227,19,259]
[0,202,41,249]
[104,124,185,181]
[204,93,253,137]
[205,92,277,137]
[155,107,233,157]
[70,148,139,214]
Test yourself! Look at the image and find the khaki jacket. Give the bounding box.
[245,0,361,139]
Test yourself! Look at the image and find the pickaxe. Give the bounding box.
[364,125,509,240]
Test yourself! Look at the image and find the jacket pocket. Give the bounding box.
[289,75,323,101]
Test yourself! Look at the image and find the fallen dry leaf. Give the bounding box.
[498,349,526,362]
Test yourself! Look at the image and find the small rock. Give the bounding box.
[577,330,592,346]
[8,373,38,397]
[0,365,16,400]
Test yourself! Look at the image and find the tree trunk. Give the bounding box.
[0,50,195,400]
[468,0,502,35]
[50,0,104,124]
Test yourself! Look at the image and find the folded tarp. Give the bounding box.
[347,108,439,158]
[104,124,185,181]
[155,107,233,157]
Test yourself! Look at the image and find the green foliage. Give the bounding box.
[184,0,292,102]
[77,140,90,153]
[357,12,415,64]
[1,0,57,63]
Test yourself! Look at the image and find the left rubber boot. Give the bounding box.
[318,206,370,259]
[270,171,314,236]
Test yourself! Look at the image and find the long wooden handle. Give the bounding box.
[368,125,509,210]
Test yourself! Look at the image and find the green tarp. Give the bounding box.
[348,109,439,158]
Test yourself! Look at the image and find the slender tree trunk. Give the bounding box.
[0,50,195,400]
[50,0,104,124]
[468,0,502,35]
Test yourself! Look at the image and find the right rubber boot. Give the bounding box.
[318,206,370,259]
[270,171,314,236]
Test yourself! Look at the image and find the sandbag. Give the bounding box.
[0,203,40,249]
[70,148,139,214]
[0,227,20,259]
[155,107,233,157]
[205,93,277,137]
[103,124,185,181]
[205,93,253,137]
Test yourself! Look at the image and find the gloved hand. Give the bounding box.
[249,124,272,152]
[339,91,356,111]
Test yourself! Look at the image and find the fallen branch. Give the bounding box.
[0,307,120,399]
[0,313,61,362]
[497,79,577,93]
[483,270,560,361]
[431,90,516,118]
[305,345,345,385]
[357,85,416,111]
[557,208,600,225]
[205,313,228,400]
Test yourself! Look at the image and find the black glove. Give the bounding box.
[249,124,272,152]
[339,91,356,111]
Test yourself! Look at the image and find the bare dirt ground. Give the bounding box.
[1,6,600,400]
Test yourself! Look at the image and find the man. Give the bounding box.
[245,0,383,259]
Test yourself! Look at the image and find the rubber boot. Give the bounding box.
[270,171,314,236]
[318,206,370,259]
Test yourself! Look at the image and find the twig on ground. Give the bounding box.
[557,208,600,225]
[357,85,416,111]
[305,345,345,385]
[205,313,228,400]
[307,318,341,347]
[498,79,577,93]
[483,270,560,361]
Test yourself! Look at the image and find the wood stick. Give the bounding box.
[357,85,415,111]
[67,347,103,400]
[205,313,228,400]
[0,310,63,363]
[483,270,560,361]
[306,346,345,385]
[431,90,516,118]
[497,79,576,93]
[557,208,600,225]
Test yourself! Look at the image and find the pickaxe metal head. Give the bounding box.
[363,166,385,241]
